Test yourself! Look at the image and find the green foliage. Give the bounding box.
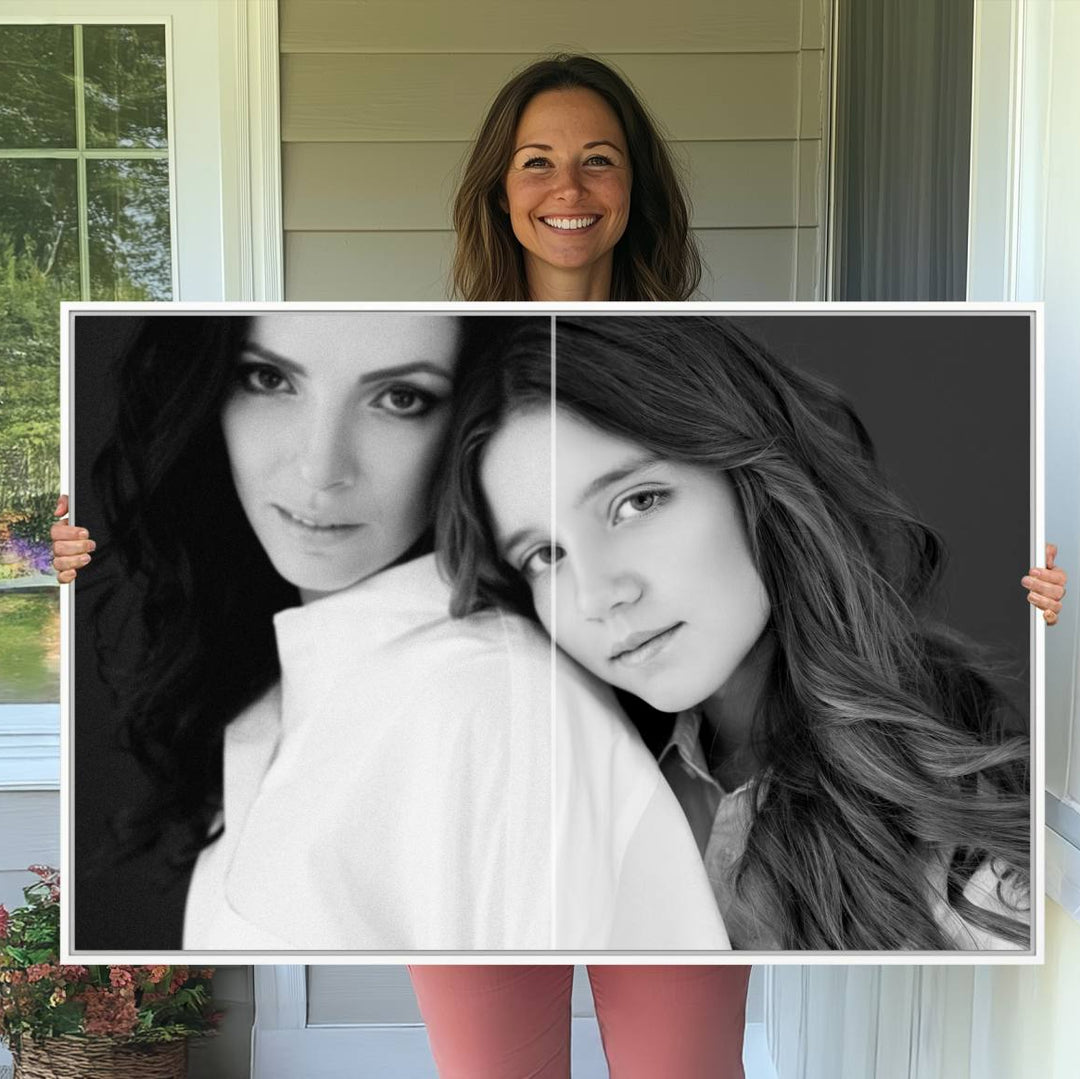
[0,241,60,527]
[0,869,221,1055]
[0,26,76,148]
[1,21,173,536]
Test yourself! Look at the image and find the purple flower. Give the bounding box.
[3,536,52,574]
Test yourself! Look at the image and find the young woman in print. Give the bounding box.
[53,54,1063,1079]
[449,315,1033,954]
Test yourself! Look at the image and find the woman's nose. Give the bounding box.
[573,554,642,621]
[553,164,587,202]
[297,410,359,490]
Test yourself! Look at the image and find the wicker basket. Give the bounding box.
[12,1036,187,1079]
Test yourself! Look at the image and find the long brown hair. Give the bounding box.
[451,55,701,301]
[437,316,1030,950]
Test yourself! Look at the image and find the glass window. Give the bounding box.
[0,22,172,712]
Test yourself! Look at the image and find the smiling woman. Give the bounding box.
[452,54,700,301]
[501,87,632,301]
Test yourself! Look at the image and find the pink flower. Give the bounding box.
[28,865,59,886]
[82,986,138,1037]
[57,965,90,983]
[25,963,55,984]
[168,967,190,994]
[108,966,134,988]
[141,965,169,984]
[0,904,9,939]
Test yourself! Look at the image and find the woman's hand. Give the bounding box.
[50,494,95,584]
[1022,543,1067,626]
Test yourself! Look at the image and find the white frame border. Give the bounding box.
[59,299,1044,967]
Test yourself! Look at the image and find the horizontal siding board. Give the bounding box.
[283,140,804,231]
[282,53,800,143]
[0,790,60,910]
[280,0,802,54]
[286,227,806,301]
[682,140,797,227]
[285,230,456,300]
[696,226,798,299]
[0,791,59,865]
[283,142,468,231]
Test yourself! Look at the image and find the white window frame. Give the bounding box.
[0,20,176,299]
[0,0,283,302]
[0,8,280,1072]
[0,0,284,792]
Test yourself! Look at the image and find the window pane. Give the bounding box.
[0,155,65,709]
[87,158,172,300]
[0,590,59,704]
[83,24,168,150]
[0,25,76,148]
[0,160,70,706]
[0,158,81,296]
[0,157,68,632]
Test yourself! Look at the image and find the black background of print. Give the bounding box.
[731,313,1030,679]
[71,315,191,949]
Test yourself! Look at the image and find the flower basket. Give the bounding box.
[1,867,221,1075]
[13,1034,187,1079]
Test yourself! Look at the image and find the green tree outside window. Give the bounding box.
[0,22,172,703]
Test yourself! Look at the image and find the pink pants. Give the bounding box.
[409,965,751,1078]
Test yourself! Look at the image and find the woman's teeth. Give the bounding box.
[542,216,598,230]
[278,506,354,531]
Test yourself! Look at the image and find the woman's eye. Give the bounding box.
[236,363,292,395]
[521,156,552,169]
[374,385,437,418]
[612,489,668,524]
[520,544,562,579]
[584,154,614,166]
